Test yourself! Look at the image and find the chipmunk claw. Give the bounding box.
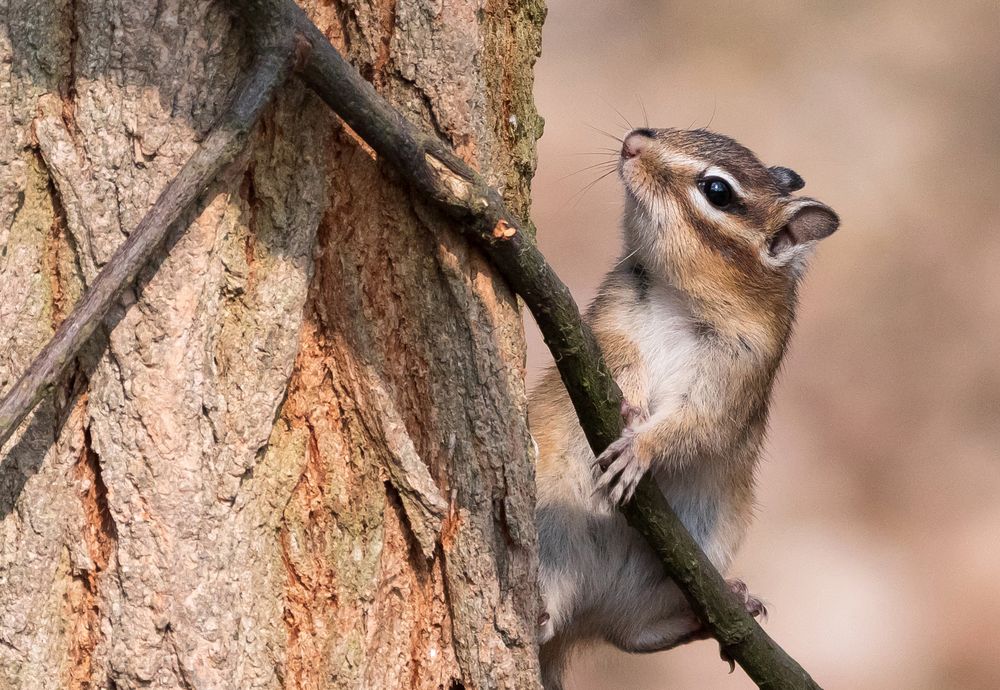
[720,645,737,674]
[620,399,648,427]
[592,430,649,505]
[591,398,651,504]
[703,581,766,673]
[728,579,768,620]
[591,428,635,472]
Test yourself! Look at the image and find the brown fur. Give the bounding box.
[531,128,839,688]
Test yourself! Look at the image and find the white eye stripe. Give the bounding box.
[660,151,706,170]
[702,166,745,197]
[686,186,727,220]
[649,152,745,199]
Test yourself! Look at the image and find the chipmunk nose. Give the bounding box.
[622,128,655,159]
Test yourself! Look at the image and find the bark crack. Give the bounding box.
[38,149,83,326]
[238,164,260,291]
[59,0,83,156]
[164,624,195,690]
[64,419,117,690]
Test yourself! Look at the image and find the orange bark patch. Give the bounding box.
[277,321,339,690]
[64,417,117,690]
[371,0,398,87]
[279,391,335,686]
[491,218,516,239]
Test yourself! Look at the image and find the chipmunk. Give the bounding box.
[530,127,839,689]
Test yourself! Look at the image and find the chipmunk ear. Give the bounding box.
[769,166,805,193]
[769,199,840,256]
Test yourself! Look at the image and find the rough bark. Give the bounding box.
[0,1,544,689]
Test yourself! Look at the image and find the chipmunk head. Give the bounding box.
[618,127,839,339]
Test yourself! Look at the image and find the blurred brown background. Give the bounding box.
[525,1,1000,688]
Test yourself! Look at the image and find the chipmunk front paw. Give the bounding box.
[592,399,652,505]
[592,430,651,505]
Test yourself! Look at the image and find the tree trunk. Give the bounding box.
[0,1,545,688]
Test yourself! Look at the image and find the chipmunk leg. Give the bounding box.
[608,579,766,655]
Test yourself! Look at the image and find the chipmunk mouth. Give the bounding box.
[618,157,652,212]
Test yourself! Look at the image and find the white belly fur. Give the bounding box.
[622,285,735,570]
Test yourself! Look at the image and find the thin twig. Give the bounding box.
[256,1,821,686]
[0,48,295,449]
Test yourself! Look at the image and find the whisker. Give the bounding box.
[600,96,634,132]
[586,167,619,188]
[706,98,718,129]
[585,123,624,144]
[613,246,641,269]
[565,167,619,207]
[561,148,620,158]
[637,95,650,128]
[556,160,618,182]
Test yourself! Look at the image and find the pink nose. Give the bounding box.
[622,129,654,159]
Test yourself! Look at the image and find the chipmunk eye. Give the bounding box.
[700,177,733,208]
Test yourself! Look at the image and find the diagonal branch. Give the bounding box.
[256,1,822,687]
[0,47,296,450]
